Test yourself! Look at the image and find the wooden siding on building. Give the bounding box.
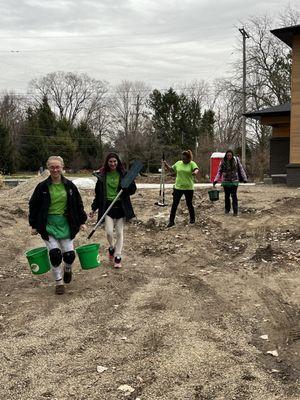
[290,35,300,163]
[272,124,290,137]
[260,115,290,125]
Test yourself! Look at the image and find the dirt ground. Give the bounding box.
[0,177,300,400]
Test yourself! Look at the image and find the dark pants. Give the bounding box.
[224,185,238,214]
[169,189,195,223]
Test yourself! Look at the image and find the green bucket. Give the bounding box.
[25,247,51,275]
[208,189,220,202]
[76,243,101,270]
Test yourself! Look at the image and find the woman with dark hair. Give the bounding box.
[89,153,136,268]
[213,150,247,216]
[163,150,199,227]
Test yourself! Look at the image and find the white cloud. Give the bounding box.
[0,0,298,91]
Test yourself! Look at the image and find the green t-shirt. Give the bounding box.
[48,183,67,215]
[106,171,120,201]
[172,160,199,190]
[47,183,70,239]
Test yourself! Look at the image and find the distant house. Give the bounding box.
[245,25,300,186]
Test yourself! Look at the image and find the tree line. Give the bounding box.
[0,9,297,179]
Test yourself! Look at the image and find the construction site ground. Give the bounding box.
[0,176,299,400]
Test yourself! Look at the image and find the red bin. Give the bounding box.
[210,152,225,182]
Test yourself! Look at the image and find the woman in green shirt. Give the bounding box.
[29,156,87,295]
[90,153,136,268]
[163,150,199,227]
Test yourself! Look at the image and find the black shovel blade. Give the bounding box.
[121,160,143,189]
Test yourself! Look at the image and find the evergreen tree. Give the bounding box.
[37,95,57,137]
[148,88,203,152]
[72,122,101,169]
[200,109,215,139]
[148,88,185,146]
[20,101,74,170]
[48,134,76,167]
[0,123,16,174]
[180,98,202,149]
[20,107,49,171]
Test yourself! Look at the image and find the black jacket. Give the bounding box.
[91,170,136,222]
[29,176,87,240]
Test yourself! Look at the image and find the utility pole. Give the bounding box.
[239,27,249,166]
[195,136,199,158]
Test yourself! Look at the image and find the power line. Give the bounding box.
[0,37,215,54]
[0,86,214,97]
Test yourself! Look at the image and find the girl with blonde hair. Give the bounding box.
[29,156,87,294]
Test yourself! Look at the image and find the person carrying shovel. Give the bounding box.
[89,153,137,269]
[163,150,199,228]
[29,156,87,295]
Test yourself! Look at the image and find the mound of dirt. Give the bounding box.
[1,170,49,200]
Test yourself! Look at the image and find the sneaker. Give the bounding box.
[55,284,65,295]
[166,221,175,228]
[108,246,115,261]
[114,256,122,269]
[190,219,195,224]
[63,268,72,284]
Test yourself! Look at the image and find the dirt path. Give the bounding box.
[0,183,299,399]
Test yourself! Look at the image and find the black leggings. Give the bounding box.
[169,189,195,223]
[223,185,238,214]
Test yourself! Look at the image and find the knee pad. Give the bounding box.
[49,248,62,267]
[63,250,75,265]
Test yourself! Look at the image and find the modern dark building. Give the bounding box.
[245,103,290,184]
[245,24,300,186]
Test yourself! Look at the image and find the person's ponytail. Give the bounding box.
[182,150,193,161]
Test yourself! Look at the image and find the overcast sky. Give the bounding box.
[0,0,299,93]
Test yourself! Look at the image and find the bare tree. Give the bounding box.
[28,71,108,125]
[279,4,300,27]
[231,9,300,111]
[244,15,291,107]
[0,92,24,129]
[109,80,150,164]
[87,99,113,159]
[212,79,243,149]
[179,79,210,109]
[0,92,26,147]
[0,92,26,171]
[209,8,299,179]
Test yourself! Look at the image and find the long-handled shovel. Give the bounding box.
[155,153,167,207]
[87,160,143,239]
